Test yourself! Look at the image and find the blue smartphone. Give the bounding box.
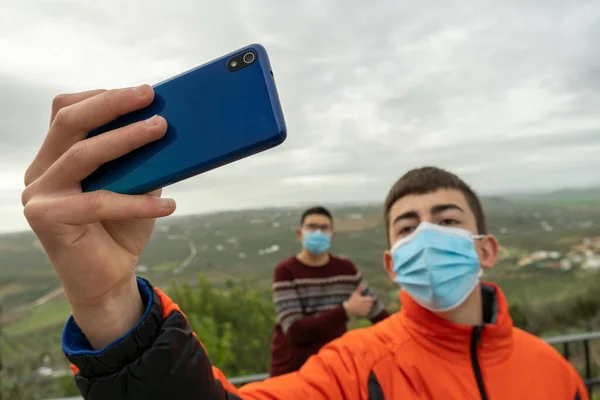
[81,44,287,195]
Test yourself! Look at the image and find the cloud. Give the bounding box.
[0,0,599,232]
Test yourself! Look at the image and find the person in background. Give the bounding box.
[269,206,390,376]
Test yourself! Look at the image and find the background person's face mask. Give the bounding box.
[303,230,332,255]
[391,222,484,312]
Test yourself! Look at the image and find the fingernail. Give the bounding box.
[133,84,148,96]
[159,198,174,209]
[146,115,158,125]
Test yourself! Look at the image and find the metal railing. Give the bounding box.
[543,330,600,396]
[45,331,600,399]
[229,373,270,386]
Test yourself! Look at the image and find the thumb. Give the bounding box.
[354,284,365,295]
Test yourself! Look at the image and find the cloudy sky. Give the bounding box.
[1,0,599,232]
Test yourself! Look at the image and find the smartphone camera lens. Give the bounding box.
[243,51,255,64]
[227,50,257,72]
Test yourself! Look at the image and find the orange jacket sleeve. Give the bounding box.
[212,366,241,394]
[236,340,367,400]
[63,277,366,399]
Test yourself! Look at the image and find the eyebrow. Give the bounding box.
[392,211,419,225]
[392,204,464,225]
[431,203,464,215]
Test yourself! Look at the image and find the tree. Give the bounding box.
[169,274,275,376]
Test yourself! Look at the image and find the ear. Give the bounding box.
[383,250,396,280]
[477,234,499,270]
[296,228,303,242]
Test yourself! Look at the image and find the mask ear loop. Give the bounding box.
[473,234,486,278]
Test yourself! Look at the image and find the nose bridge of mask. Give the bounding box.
[391,221,477,253]
[305,227,327,233]
[303,229,318,237]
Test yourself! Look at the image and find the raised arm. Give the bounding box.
[21,85,366,400]
[64,278,242,398]
[65,278,366,400]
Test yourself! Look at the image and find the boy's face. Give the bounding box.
[383,188,499,279]
[297,213,334,241]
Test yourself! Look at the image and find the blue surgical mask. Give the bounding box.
[303,230,332,255]
[391,222,484,312]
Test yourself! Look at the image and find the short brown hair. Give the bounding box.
[300,206,333,225]
[383,166,487,244]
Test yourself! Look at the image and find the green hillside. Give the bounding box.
[1,190,600,328]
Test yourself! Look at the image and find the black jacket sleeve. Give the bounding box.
[62,277,241,400]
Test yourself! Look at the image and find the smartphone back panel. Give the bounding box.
[81,44,286,195]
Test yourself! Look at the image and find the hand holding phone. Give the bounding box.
[22,44,287,350]
[23,85,176,350]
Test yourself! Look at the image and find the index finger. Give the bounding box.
[354,284,366,294]
[49,89,107,126]
[49,85,154,137]
[25,85,155,186]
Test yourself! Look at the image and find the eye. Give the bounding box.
[440,218,460,226]
[398,226,416,236]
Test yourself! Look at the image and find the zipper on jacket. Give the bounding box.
[470,326,489,400]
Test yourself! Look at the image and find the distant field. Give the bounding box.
[484,262,581,302]
[551,197,600,206]
[497,227,600,252]
[524,188,600,207]
[4,297,70,336]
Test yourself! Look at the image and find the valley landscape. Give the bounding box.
[1,187,599,398]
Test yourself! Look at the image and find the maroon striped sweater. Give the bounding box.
[268,255,390,376]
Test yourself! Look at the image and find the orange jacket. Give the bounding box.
[225,281,589,399]
[65,278,589,399]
